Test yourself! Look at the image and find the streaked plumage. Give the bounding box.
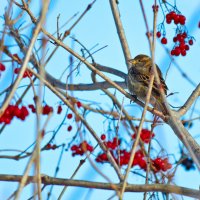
[127,54,168,114]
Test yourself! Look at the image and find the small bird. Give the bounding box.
[127,54,168,114]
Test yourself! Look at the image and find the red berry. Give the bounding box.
[87,144,94,152]
[181,50,186,56]
[14,68,20,74]
[179,42,186,50]
[14,107,21,118]
[188,39,193,45]
[182,32,187,38]
[169,11,176,20]
[174,47,181,56]
[166,13,172,20]
[42,105,49,115]
[76,101,82,108]
[156,31,161,38]
[138,159,147,170]
[20,106,29,117]
[100,134,106,140]
[166,18,172,24]
[173,37,177,43]
[71,145,78,151]
[161,37,167,44]
[179,15,186,25]
[46,143,52,149]
[57,105,62,114]
[0,63,6,71]
[185,45,189,51]
[67,113,73,119]
[170,49,175,56]
[174,15,180,24]
[67,125,72,131]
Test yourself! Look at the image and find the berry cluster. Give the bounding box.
[0,104,29,124]
[156,31,168,44]
[95,135,120,162]
[42,104,53,115]
[28,104,53,115]
[103,137,120,150]
[14,68,33,78]
[166,11,186,25]
[71,141,94,156]
[171,32,193,56]
[120,149,147,170]
[132,128,155,144]
[96,149,147,170]
[152,157,172,172]
[156,5,194,57]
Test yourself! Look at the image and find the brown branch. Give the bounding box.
[109,0,132,66]
[45,71,126,91]
[6,2,166,120]
[137,0,200,168]
[28,67,124,181]
[0,174,199,199]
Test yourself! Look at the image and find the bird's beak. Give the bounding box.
[128,59,136,65]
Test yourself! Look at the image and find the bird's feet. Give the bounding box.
[130,94,137,103]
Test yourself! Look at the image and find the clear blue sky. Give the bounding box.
[0,1,200,199]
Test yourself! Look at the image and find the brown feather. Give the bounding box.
[128,55,168,96]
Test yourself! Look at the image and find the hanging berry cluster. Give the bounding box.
[132,127,155,143]
[71,140,94,156]
[0,104,29,124]
[152,157,172,172]
[95,134,172,173]
[96,149,148,170]
[14,68,33,78]
[156,3,194,57]
[68,129,172,173]
[28,104,53,115]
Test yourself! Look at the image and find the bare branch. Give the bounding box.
[109,0,132,66]
[0,174,199,199]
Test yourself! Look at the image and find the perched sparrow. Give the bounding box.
[127,54,168,114]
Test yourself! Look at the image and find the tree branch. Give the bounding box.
[0,174,199,199]
[109,0,132,66]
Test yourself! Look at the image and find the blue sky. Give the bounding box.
[0,1,200,199]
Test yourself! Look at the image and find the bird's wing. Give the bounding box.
[131,66,168,96]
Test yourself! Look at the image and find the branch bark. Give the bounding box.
[0,174,199,199]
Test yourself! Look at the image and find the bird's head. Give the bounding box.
[128,54,150,66]
[128,54,152,73]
